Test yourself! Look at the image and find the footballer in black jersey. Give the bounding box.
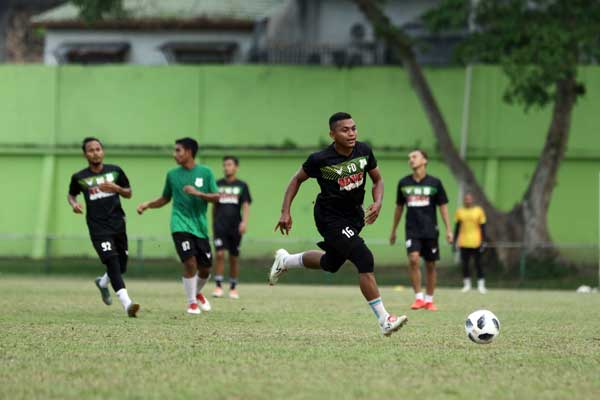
[67,137,139,317]
[269,112,407,337]
[212,156,252,298]
[390,149,453,311]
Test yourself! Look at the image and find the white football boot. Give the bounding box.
[196,293,211,311]
[187,303,201,315]
[461,278,472,293]
[268,249,289,285]
[477,279,488,294]
[380,314,408,337]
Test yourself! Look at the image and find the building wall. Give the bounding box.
[42,30,255,65]
[0,65,599,264]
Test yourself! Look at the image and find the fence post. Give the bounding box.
[136,237,144,274]
[44,236,52,274]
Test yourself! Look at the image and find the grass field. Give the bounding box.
[1,275,599,400]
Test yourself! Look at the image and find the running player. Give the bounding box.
[136,138,219,315]
[212,156,252,299]
[454,192,487,293]
[270,112,407,337]
[390,149,453,311]
[67,137,140,317]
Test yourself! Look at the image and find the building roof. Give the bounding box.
[32,0,285,30]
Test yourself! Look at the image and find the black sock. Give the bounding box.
[230,278,237,290]
[105,256,125,292]
[215,275,223,288]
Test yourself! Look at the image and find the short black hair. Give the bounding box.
[82,137,102,152]
[175,137,199,158]
[412,148,428,161]
[223,155,239,166]
[329,112,352,130]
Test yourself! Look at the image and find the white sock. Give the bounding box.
[197,274,209,293]
[99,273,109,288]
[182,276,198,304]
[478,279,486,288]
[368,297,389,324]
[415,292,424,301]
[425,294,434,303]
[463,278,471,287]
[284,252,304,269]
[116,288,132,310]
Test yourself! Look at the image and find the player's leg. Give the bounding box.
[92,238,113,305]
[474,249,487,293]
[268,249,323,285]
[346,241,407,336]
[423,239,440,311]
[113,232,139,317]
[213,235,226,297]
[227,232,241,298]
[213,250,226,298]
[407,239,426,309]
[194,238,212,311]
[173,233,201,314]
[460,247,472,292]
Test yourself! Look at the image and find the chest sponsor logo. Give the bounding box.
[195,178,204,187]
[218,186,241,204]
[320,156,368,191]
[402,185,436,207]
[89,187,116,201]
[80,172,118,201]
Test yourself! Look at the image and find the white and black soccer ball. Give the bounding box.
[465,309,500,344]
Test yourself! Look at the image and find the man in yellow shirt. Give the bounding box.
[453,193,487,293]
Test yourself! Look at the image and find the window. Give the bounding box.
[160,42,238,64]
[54,42,130,64]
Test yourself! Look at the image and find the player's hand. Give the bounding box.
[389,231,397,245]
[364,202,381,225]
[446,230,454,245]
[274,213,292,235]
[479,242,487,254]
[72,203,83,214]
[183,185,199,195]
[239,221,247,235]
[136,202,148,215]
[98,182,120,193]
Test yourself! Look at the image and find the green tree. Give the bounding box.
[70,0,124,22]
[355,0,600,268]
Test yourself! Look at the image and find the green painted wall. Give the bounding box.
[0,65,598,265]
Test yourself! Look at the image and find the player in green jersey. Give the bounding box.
[137,138,219,315]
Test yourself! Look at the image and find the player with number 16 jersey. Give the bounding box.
[270,112,407,337]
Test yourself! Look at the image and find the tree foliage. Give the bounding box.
[423,0,600,109]
[69,0,124,23]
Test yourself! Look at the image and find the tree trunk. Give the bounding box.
[355,0,578,270]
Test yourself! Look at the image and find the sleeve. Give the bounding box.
[241,183,252,204]
[207,170,219,194]
[68,174,81,197]
[302,154,319,178]
[161,173,172,199]
[396,181,406,206]
[479,207,487,224]
[116,167,130,189]
[436,180,449,205]
[366,147,378,171]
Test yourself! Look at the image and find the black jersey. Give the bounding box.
[214,178,252,229]
[396,174,448,239]
[68,164,130,238]
[302,141,377,222]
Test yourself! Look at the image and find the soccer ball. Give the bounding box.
[465,309,500,344]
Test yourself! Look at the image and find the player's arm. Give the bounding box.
[183,186,220,203]
[453,221,460,251]
[390,204,404,244]
[137,196,170,215]
[275,167,309,235]
[439,203,454,244]
[67,194,83,214]
[364,167,383,225]
[98,182,132,199]
[239,202,250,234]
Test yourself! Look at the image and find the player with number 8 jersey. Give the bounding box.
[270,112,408,336]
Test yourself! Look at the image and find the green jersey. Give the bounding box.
[162,164,218,239]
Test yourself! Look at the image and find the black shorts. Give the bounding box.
[172,232,212,267]
[213,225,242,256]
[91,232,128,264]
[406,238,440,262]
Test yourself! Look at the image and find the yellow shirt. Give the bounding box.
[455,206,486,248]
